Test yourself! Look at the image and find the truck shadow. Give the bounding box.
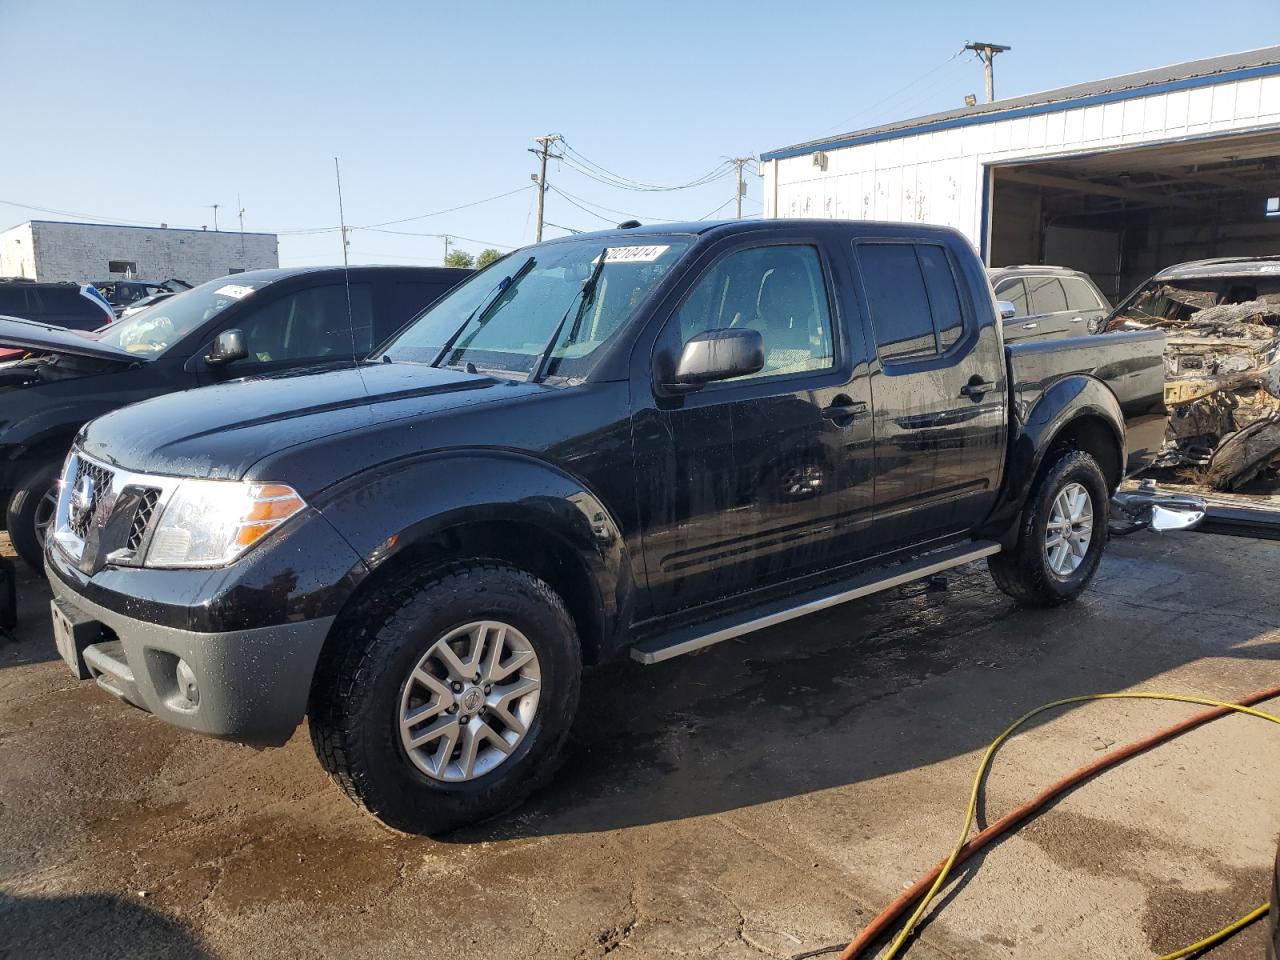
[447,535,1280,842]
[0,891,213,959]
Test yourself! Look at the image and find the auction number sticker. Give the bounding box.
[604,245,670,263]
[214,284,256,299]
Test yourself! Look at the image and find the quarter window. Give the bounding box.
[859,242,968,362]
[669,244,835,381]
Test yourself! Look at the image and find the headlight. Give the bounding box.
[145,480,305,568]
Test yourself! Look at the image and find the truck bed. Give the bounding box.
[1006,329,1168,477]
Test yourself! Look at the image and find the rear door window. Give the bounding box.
[994,278,1027,317]
[1027,276,1068,315]
[858,242,968,362]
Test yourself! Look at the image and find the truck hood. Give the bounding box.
[80,361,542,480]
[0,315,136,362]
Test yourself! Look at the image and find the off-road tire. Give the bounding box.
[989,449,1110,607]
[6,460,60,575]
[308,561,582,836]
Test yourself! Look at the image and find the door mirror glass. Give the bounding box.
[997,300,1017,321]
[671,328,764,385]
[206,329,248,366]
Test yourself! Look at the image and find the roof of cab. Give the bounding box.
[555,218,964,243]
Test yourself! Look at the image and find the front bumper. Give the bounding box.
[48,570,332,746]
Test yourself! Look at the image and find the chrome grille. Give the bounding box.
[127,489,161,552]
[68,458,115,539]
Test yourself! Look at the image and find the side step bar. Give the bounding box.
[630,540,1001,665]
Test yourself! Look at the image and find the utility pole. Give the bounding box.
[237,194,245,257]
[529,134,563,242]
[728,157,753,219]
[443,235,450,265]
[207,203,220,231]
[964,41,1011,103]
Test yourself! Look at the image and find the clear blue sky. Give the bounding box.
[2,0,1277,267]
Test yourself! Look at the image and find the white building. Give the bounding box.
[761,47,1280,299]
[0,220,278,285]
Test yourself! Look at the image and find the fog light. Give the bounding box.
[175,658,199,706]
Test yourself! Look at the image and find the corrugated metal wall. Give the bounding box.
[764,72,1280,255]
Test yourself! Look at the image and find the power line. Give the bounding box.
[559,142,733,192]
[548,185,684,225]
[816,46,968,136]
[278,185,535,235]
[360,227,516,248]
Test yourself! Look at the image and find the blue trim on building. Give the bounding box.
[760,62,1280,162]
[978,167,992,265]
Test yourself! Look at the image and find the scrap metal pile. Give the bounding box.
[1108,286,1280,490]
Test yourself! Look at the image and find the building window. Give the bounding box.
[107,260,137,275]
[227,267,245,274]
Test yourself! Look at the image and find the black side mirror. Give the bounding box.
[669,328,765,387]
[206,329,248,367]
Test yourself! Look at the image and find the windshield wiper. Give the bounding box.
[430,256,536,368]
[528,248,608,383]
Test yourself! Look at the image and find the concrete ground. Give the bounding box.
[1,529,1277,960]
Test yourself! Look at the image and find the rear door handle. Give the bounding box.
[960,378,994,400]
[1069,317,1083,323]
[822,396,867,425]
[1021,322,1038,330]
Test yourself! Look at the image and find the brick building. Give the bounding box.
[0,220,279,285]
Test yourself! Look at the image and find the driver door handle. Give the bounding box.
[960,378,994,399]
[822,396,867,425]
[1021,322,1038,330]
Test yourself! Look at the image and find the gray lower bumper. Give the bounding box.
[48,574,333,747]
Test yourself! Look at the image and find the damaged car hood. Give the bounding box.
[0,314,137,363]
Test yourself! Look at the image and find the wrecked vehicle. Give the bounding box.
[1104,257,1280,491]
[45,219,1176,835]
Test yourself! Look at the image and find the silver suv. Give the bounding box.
[987,265,1111,342]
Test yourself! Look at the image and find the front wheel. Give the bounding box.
[309,562,582,835]
[989,449,1110,607]
[6,461,61,575]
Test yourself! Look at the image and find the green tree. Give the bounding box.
[475,248,503,269]
[444,249,475,269]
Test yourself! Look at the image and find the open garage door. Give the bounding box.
[987,129,1280,302]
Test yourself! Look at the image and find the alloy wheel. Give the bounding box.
[1044,481,1093,577]
[398,620,541,782]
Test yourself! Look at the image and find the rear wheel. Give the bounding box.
[989,449,1110,607]
[309,562,581,835]
[6,461,60,575]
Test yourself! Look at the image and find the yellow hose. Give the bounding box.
[883,692,1279,960]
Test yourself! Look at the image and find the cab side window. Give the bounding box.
[236,283,374,363]
[858,241,968,363]
[669,245,835,382]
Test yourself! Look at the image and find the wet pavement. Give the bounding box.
[1,530,1278,959]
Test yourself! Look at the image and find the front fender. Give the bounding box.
[314,450,634,649]
[981,375,1125,540]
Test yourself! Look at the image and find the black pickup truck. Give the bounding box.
[44,220,1170,834]
[0,265,470,572]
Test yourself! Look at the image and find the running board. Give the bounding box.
[630,541,1001,665]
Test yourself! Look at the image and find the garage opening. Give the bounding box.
[987,129,1280,302]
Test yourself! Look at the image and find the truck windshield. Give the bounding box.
[374,237,690,380]
[96,278,263,357]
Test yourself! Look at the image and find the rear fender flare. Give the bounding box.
[985,375,1125,542]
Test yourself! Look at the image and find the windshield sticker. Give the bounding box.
[603,245,670,264]
[214,284,256,299]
